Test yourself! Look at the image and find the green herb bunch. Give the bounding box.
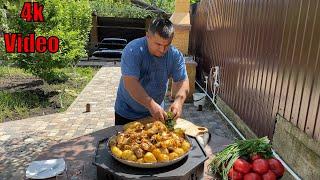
[165,111,176,131]
[209,137,273,179]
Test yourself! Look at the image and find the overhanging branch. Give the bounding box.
[130,0,168,15]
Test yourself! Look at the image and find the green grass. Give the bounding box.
[0,66,33,78]
[46,67,98,112]
[0,91,41,121]
[0,66,98,122]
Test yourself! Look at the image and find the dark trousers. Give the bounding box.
[115,112,136,125]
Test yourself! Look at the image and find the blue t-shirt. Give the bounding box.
[115,37,187,120]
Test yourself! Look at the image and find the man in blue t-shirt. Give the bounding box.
[114,18,189,125]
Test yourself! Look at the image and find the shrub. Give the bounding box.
[4,0,92,81]
[90,0,174,18]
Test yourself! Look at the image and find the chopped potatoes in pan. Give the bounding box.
[109,121,191,163]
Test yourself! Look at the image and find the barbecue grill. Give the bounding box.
[93,126,208,180]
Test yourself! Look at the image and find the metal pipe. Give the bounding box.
[195,80,301,180]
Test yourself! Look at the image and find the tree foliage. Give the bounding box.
[90,0,175,18]
[90,0,200,18]
[2,0,92,81]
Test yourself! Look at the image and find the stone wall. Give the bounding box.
[273,115,320,179]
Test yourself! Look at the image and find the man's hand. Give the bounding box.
[169,101,183,120]
[124,76,167,121]
[148,101,167,122]
[169,79,189,120]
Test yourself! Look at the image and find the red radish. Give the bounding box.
[228,167,243,180]
[252,159,269,174]
[244,172,262,180]
[251,154,262,161]
[234,158,252,174]
[268,158,285,177]
[262,170,277,180]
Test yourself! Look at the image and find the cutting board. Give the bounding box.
[174,118,208,137]
[138,117,208,137]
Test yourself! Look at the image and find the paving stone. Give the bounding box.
[0,66,240,180]
[23,138,35,143]
[0,135,11,141]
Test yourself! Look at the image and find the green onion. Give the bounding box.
[209,137,273,180]
[165,111,176,131]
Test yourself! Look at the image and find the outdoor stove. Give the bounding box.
[93,126,208,180]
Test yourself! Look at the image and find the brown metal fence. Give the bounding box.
[190,0,320,140]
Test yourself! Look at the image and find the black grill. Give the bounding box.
[93,126,208,180]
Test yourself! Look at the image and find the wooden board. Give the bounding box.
[174,118,208,137]
[138,117,208,137]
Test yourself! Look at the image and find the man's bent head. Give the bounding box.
[146,18,174,57]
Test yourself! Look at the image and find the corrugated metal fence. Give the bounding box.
[190,0,320,140]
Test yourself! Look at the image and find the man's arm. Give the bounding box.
[123,76,167,121]
[169,78,190,119]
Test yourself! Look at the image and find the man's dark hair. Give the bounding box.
[148,18,174,39]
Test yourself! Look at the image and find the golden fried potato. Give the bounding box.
[169,152,179,160]
[145,123,153,129]
[121,150,134,160]
[116,134,125,144]
[171,133,180,140]
[112,120,191,164]
[157,154,170,162]
[143,152,157,163]
[181,140,191,152]
[124,145,131,150]
[174,128,185,137]
[152,148,162,159]
[123,121,143,131]
[111,146,123,158]
[160,147,169,155]
[175,140,182,147]
[140,142,150,151]
[155,142,161,148]
[149,144,156,151]
[155,134,162,142]
[123,122,134,131]
[161,139,173,148]
[137,158,144,163]
[128,154,137,162]
[174,148,185,157]
[147,128,158,136]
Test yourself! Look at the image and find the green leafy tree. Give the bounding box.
[0,3,8,62]
[90,0,154,18]
[4,0,92,81]
[190,0,200,4]
[90,0,198,18]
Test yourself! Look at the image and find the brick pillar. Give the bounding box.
[171,25,190,55]
[169,0,196,103]
[170,0,191,55]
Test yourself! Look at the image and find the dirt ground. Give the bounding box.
[0,76,60,122]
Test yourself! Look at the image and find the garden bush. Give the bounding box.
[90,0,174,18]
[3,0,92,81]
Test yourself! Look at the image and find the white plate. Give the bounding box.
[26,158,66,179]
